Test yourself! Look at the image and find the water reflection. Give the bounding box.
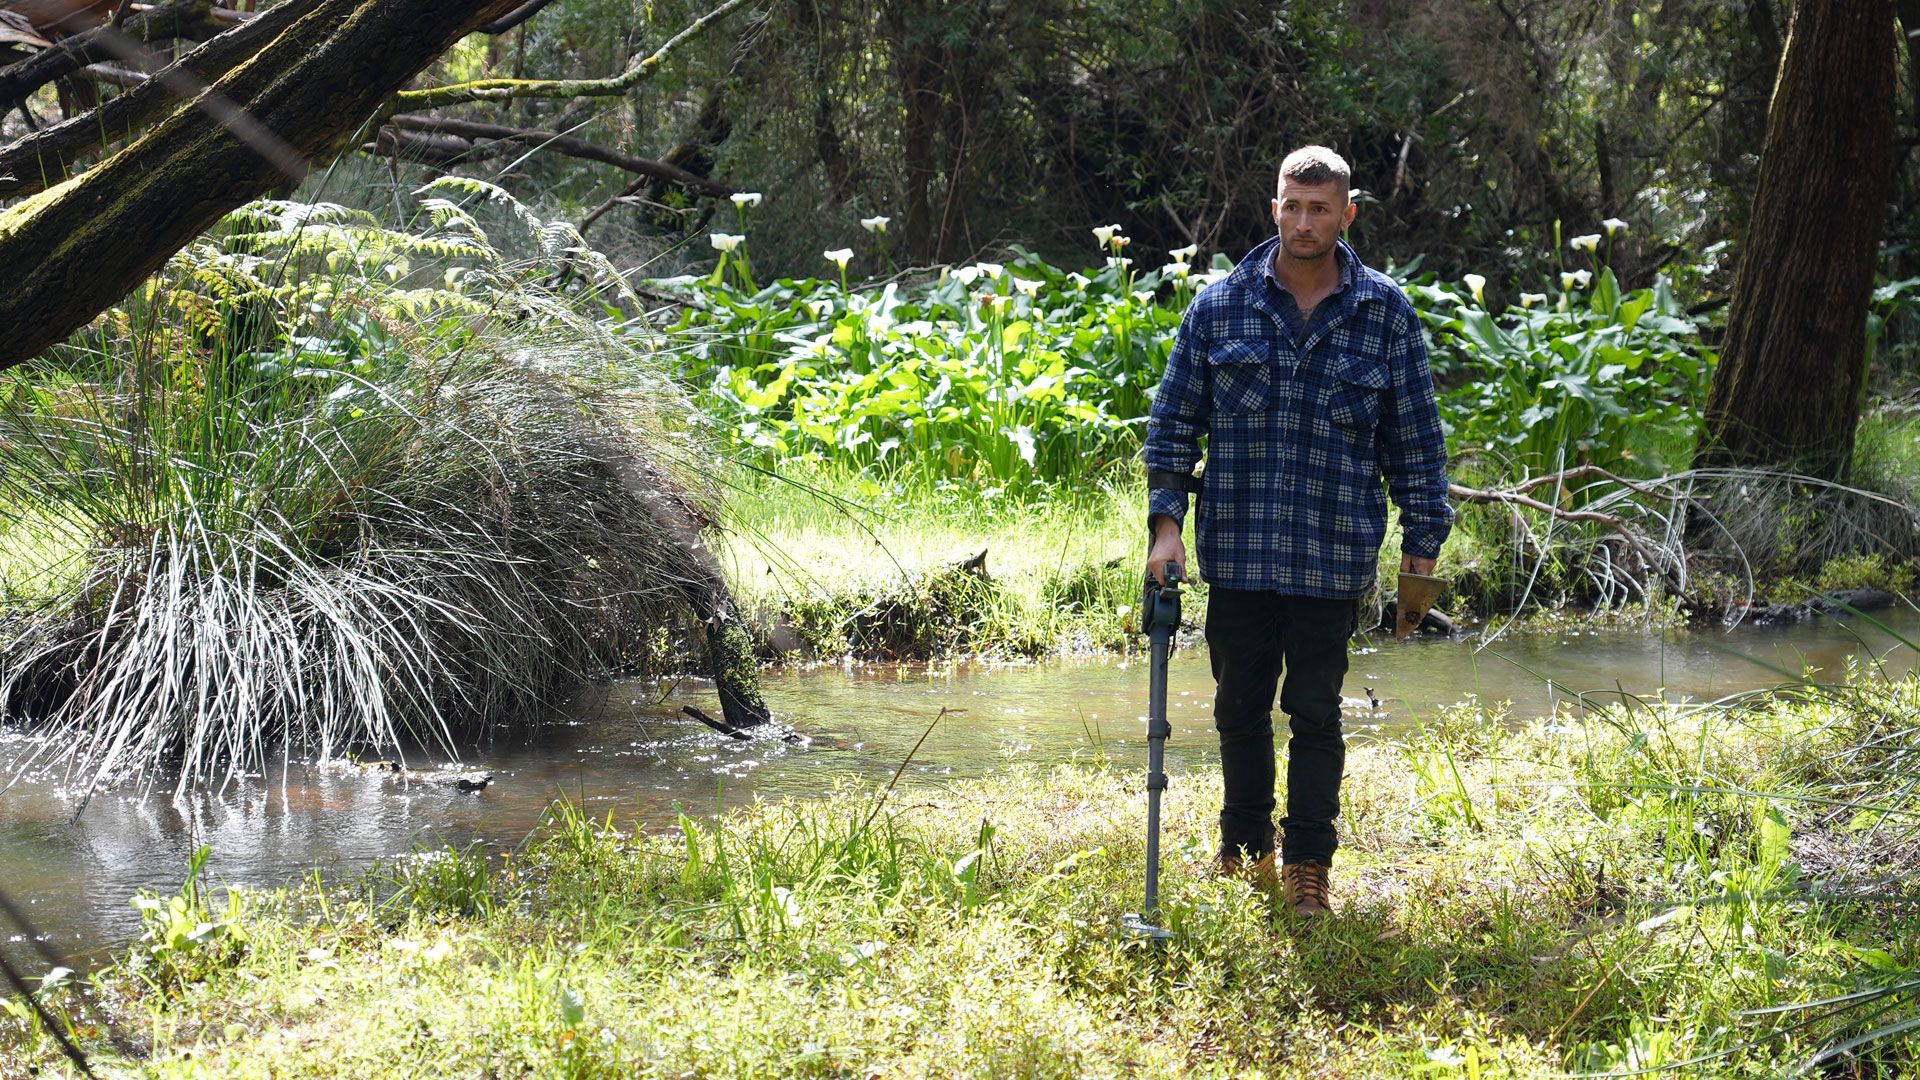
[3,609,1915,953]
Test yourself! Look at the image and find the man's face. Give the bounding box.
[1271,180,1356,262]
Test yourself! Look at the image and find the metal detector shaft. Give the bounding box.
[1140,562,1182,921]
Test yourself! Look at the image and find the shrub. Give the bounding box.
[0,181,711,796]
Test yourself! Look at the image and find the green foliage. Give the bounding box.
[0,181,704,794]
[1407,262,1714,479]
[377,843,496,919]
[130,846,249,991]
[660,238,1207,489]
[1868,275,1920,379]
[17,681,1920,1075]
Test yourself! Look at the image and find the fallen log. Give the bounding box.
[383,113,735,197]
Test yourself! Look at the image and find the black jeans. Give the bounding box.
[1204,588,1358,865]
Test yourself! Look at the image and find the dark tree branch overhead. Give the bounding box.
[0,0,526,367]
[0,0,301,198]
[475,0,557,35]
[0,0,228,106]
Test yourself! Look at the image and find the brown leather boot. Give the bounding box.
[1282,860,1333,917]
[1245,852,1280,895]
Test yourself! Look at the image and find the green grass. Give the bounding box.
[0,505,87,603]
[12,679,1919,1077]
[712,463,1568,658]
[714,464,1153,658]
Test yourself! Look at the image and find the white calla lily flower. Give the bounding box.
[1169,243,1199,261]
[1463,273,1487,305]
[824,248,854,269]
[860,215,891,233]
[1570,233,1601,254]
[709,233,745,253]
[1519,292,1547,308]
[730,192,763,208]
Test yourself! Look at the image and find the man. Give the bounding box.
[1143,145,1451,917]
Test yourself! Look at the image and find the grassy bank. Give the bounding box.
[8,680,1919,1076]
[712,454,1920,663]
[711,462,1523,661]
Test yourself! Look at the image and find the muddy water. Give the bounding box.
[3,609,1916,955]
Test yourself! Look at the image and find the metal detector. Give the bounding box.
[1121,560,1184,943]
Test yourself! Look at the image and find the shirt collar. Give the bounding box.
[1256,235,1359,299]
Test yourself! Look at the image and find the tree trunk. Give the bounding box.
[0,0,522,368]
[1899,0,1920,138]
[1695,0,1894,479]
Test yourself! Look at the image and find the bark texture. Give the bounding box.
[1696,0,1895,478]
[0,0,521,367]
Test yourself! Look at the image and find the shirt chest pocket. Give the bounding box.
[1206,338,1273,415]
[1325,353,1389,431]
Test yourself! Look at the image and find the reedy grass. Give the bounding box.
[9,681,1920,1076]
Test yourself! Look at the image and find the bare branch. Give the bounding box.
[391,0,751,112]
[386,113,735,196]
[475,0,557,35]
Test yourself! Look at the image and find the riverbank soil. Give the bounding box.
[6,681,1918,1076]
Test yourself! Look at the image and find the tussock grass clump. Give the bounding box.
[0,183,712,796]
[12,682,1920,1076]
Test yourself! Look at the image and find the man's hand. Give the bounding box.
[1400,552,1437,575]
[1147,516,1187,584]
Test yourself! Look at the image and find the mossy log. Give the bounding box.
[0,0,522,366]
[622,471,771,730]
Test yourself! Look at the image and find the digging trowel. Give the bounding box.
[1394,571,1447,640]
[1122,560,1184,943]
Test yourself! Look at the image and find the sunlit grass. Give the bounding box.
[11,679,1920,1076]
[715,463,1153,657]
[0,505,88,603]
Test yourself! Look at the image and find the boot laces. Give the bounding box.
[1287,862,1329,906]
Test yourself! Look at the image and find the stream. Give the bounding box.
[3,609,1916,956]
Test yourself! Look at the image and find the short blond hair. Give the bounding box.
[1278,146,1351,201]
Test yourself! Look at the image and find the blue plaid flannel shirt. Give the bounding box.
[1145,236,1452,597]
